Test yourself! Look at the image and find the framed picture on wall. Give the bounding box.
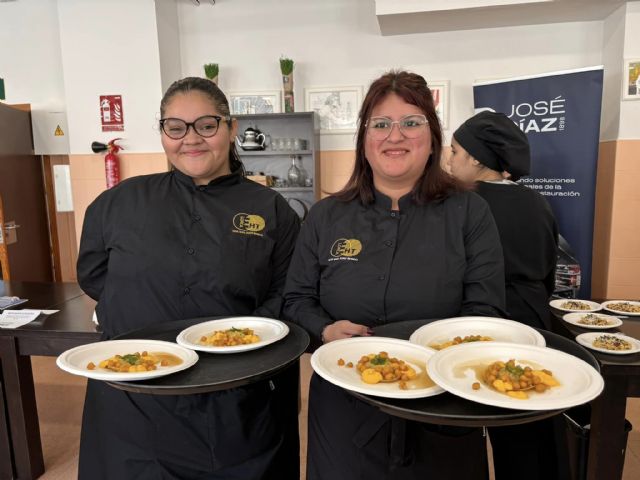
[623,58,640,100]
[304,86,363,134]
[228,91,282,114]
[428,81,449,129]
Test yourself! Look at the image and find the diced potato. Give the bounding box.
[532,370,559,387]
[507,390,528,400]
[362,368,383,384]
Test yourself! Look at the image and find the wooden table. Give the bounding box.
[0,281,99,480]
[550,306,640,480]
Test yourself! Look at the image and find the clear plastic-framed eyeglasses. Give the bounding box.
[159,115,230,140]
[365,114,429,140]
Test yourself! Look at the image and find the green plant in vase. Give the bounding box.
[203,63,219,84]
[280,56,295,112]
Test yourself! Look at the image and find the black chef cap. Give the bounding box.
[453,111,531,180]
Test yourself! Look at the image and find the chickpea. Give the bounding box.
[337,358,345,366]
[472,382,481,390]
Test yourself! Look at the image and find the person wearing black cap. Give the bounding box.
[449,110,558,330]
[449,111,565,480]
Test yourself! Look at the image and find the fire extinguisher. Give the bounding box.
[91,138,123,189]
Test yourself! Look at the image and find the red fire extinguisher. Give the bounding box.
[91,138,123,189]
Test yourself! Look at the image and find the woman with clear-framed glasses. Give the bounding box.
[283,70,505,480]
[77,77,301,480]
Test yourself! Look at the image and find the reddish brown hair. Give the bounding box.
[334,70,464,204]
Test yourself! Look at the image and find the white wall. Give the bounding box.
[0,0,70,154]
[601,3,626,141]
[57,0,164,153]
[175,0,603,149]
[620,1,640,139]
[0,0,65,107]
[0,0,632,153]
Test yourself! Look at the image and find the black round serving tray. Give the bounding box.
[105,317,309,395]
[346,319,600,427]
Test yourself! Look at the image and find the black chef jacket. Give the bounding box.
[476,181,566,480]
[77,169,300,480]
[283,190,505,480]
[284,189,505,345]
[475,181,558,329]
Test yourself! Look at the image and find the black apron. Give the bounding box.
[306,375,489,480]
[79,363,300,480]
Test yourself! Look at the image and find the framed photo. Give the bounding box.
[228,91,281,114]
[428,81,449,128]
[304,86,362,134]
[623,59,640,100]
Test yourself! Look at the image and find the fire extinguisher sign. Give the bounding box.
[100,95,124,132]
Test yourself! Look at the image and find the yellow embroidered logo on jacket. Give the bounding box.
[329,238,362,261]
[232,213,266,236]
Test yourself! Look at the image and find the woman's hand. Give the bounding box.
[322,320,373,343]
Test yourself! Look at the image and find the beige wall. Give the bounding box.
[592,139,640,299]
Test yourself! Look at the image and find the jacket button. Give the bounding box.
[384,240,393,247]
[378,275,386,281]
[193,214,201,221]
[390,212,397,218]
[183,287,191,295]
[187,248,195,255]
[197,186,206,192]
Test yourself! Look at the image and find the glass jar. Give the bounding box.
[287,155,303,187]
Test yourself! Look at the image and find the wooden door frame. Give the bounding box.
[0,195,10,280]
[41,155,77,282]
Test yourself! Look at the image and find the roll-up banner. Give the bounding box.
[473,66,604,298]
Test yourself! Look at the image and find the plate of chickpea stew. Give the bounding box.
[427,342,604,410]
[310,337,444,399]
[56,339,199,381]
[409,317,545,350]
[176,317,289,353]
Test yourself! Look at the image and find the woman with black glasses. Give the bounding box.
[283,70,505,480]
[77,77,300,480]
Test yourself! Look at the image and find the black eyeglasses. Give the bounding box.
[159,115,230,140]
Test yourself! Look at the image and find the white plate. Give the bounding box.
[601,300,640,317]
[549,299,602,313]
[575,332,640,355]
[56,339,199,381]
[409,317,545,350]
[427,342,603,411]
[562,312,623,330]
[176,317,289,353]
[310,337,445,399]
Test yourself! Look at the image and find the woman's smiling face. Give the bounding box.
[364,93,432,190]
[161,90,237,185]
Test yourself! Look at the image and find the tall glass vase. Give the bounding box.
[287,155,303,187]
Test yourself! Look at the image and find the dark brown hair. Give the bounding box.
[334,70,463,204]
[160,77,244,174]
